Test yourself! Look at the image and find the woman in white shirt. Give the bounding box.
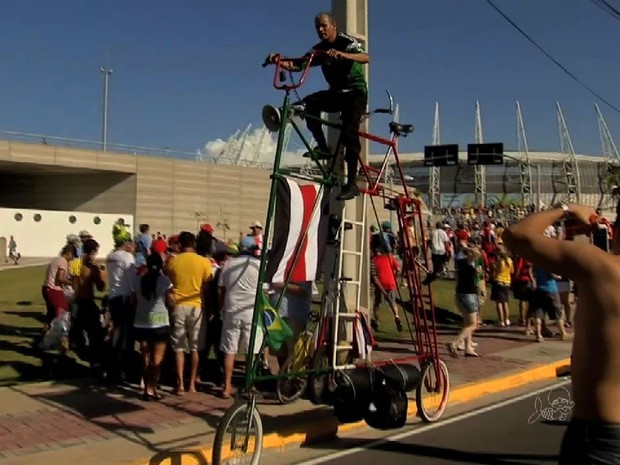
[131,253,174,401]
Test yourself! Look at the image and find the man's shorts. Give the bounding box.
[170,305,206,352]
[559,417,620,464]
[373,288,397,307]
[219,316,264,356]
[529,289,563,321]
[512,280,533,301]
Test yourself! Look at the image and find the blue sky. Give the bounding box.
[1,0,619,158]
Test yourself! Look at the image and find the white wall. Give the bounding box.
[0,207,134,258]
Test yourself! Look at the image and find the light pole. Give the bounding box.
[101,67,113,151]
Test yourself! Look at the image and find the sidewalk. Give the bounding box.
[0,326,572,465]
[0,257,50,271]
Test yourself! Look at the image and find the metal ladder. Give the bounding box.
[391,194,438,359]
[329,193,368,370]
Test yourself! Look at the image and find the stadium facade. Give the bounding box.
[366,150,614,212]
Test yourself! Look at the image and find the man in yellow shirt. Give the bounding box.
[167,231,213,394]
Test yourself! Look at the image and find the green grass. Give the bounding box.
[372,278,523,341]
[0,266,522,385]
[0,266,90,386]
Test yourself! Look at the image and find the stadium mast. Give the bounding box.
[556,102,581,203]
[234,124,252,165]
[595,103,620,208]
[474,101,486,207]
[250,126,269,167]
[516,101,533,206]
[214,129,241,164]
[429,102,441,213]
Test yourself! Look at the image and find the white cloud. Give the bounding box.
[199,124,315,169]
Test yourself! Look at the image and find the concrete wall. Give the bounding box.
[135,158,271,239]
[0,172,136,214]
[0,140,137,173]
[0,207,134,258]
[0,139,289,240]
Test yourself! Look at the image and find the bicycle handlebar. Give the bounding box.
[262,51,328,90]
[262,53,395,116]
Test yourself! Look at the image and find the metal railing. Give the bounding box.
[0,129,276,170]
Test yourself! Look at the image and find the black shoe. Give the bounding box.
[337,183,360,201]
[303,146,332,160]
[395,317,403,332]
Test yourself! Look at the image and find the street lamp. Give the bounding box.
[101,67,113,151]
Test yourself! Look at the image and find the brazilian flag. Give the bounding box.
[259,290,293,352]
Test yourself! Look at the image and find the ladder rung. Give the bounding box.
[339,279,361,286]
[336,344,353,351]
[337,313,358,319]
[334,363,358,370]
[341,250,363,257]
[343,219,365,227]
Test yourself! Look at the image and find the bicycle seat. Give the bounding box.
[389,122,415,136]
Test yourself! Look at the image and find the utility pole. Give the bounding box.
[101,67,113,151]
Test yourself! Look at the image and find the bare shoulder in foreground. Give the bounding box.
[504,202,620,464]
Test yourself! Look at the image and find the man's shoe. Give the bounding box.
[337,183,360,201]
[303,146,332,160]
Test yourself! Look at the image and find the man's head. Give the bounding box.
[178,231,196,251]
[60,244,76,261]
[239,236,258,255]
[82,239,99,262]
[315,12,337,42]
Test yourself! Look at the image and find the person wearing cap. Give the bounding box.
[167,231,213,394]
[203,243,237,385]
[248,221,264,258]
[217,235,263,398]
[196,224,218,258]
[380,221,397,254]
[105,228,136,383]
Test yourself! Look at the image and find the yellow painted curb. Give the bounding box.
[125,358,570,465]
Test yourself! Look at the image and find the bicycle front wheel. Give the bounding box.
[212,400,263,465]
[276,355,309,404]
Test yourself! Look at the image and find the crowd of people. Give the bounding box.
[39,220,290,400]
[367,205,614,360]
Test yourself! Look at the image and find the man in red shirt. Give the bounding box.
[370,235,403,333]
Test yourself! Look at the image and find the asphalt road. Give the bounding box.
[294,380,573,465]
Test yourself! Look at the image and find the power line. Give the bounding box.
[485,0,620,115]
[590,0,620,21]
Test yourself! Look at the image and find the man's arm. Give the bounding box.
[503,204,607,280]
[329,50,369,63]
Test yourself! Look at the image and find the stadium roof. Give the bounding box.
[368,151,607,164]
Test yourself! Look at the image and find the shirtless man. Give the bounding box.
[73,239,107,376]
[503,202,620,463]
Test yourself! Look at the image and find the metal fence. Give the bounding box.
[0,129,275,170]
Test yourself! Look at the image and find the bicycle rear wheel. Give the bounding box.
[212,400,263,465]
[415,359,450,423]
